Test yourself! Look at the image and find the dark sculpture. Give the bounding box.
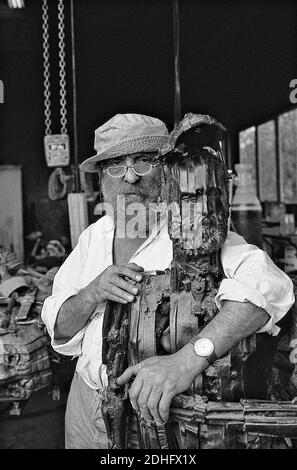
[101,113,297,449]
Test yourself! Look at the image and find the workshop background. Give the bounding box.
[1,0,297,449]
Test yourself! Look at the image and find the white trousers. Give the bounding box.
[65,372,139,449]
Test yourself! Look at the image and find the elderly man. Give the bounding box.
[42,113,294,449]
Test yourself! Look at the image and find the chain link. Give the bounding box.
[42,0,51,135]
[58,0,67,134]
[42,0,68,136]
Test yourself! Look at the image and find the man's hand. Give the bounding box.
[54,262,143,343]
[116,300,270,423]
[87,262,143,305]
[117,345,205,423]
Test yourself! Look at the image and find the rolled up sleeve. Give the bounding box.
[41,229,90,356]
[216,231,295,336]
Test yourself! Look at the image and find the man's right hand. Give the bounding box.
[54,263,144,343]
[86,263,144,305]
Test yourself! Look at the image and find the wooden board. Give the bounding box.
[67,192,89,248]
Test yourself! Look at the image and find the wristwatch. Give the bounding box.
[190,337,217,365]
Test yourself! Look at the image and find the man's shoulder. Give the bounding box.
[224,231,247,247]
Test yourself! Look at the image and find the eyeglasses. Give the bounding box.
[103,159,159,178]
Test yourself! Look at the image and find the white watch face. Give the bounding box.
[194,338,214,357]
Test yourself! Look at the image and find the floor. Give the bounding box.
[0,359,76,449]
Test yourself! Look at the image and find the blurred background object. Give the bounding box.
[231,163,263,248]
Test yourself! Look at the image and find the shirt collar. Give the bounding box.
[99,213,170,258]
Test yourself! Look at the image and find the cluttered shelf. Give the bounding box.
[0,246,71,416]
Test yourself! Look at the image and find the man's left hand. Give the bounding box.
[116,346,204,423]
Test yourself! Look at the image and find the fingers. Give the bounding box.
[111,276,140,296]
[93,263,144,304]
[137,384,153,422]
[126,368,166,424]
[124,276,136,285]
[127,263,144,272]
[115,265,143,282]
[104,292,129,304]
[98,263,143,303]
[103,265,143,303]
[127,375,153,421]
[105,284,135,303]
[146,388,163,424]
[130,382,167,424]
[158,390,174,422]
[118,358,174,425]
[128,376,143,412]
[117,364,141,386]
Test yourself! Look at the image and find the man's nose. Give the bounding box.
[124,167,140,184]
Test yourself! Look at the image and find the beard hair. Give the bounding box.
[100,173,163,237]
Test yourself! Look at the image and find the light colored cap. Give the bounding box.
[80,113,169,173]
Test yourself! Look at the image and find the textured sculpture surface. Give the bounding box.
[101,114,297,449]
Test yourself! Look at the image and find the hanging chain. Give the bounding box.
[42,0,67,136]
[42,0,51,135]
[42,0,70,171]
[58,0,67,135]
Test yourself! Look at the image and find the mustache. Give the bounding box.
[116,182,147,196]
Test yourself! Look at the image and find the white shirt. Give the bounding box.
[41,215,295,390]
